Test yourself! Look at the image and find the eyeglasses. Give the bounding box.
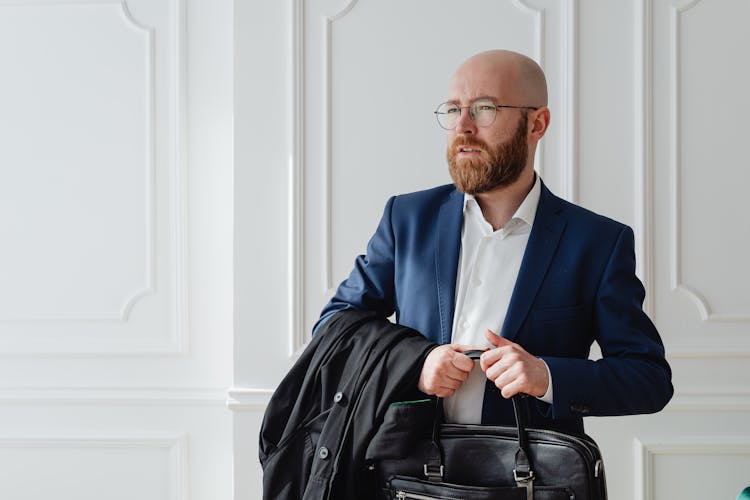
[434,98,539,130]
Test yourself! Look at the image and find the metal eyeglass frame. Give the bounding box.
[434,100,539,130]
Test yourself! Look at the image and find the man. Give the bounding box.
[315,50,672,433]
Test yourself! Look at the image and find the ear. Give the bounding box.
[528,107,551,141]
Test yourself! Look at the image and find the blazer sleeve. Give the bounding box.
[314,196,398,334]
[540,226,674,419]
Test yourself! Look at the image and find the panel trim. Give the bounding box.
[560,0,578,203]
[0,0,189,355]
[669,0,750,323]
[169,0,190,355]
[664,391,750,412]
[635,436,750,500]
[0,387,227,405]
[667,341,750,358]
[289,0,306,358]
[0,433,188,500]
[635,0,654,316]
[226,387,274,411]
[0,0,154,324]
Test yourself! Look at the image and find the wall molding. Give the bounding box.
[635,436,750,500]
[322,0,362,295]
[0,0,155,324]
[289,0,306,358]
[0,433,188,500]
[0,0,189,355]
[560,0,578,203]
[667,340,750,358]
[664,391,750,412]
[226,387,274,412]
[0,387,227,405]
[669,0,750,323]
[635,0,654,317]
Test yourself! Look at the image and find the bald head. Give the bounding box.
[448,50,547,107]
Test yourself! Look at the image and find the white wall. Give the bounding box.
[2,0,747,499]
[235,1,750,499]
[0,0,233,498]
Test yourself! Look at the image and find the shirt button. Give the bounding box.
[333,392,344,403]
[473,278,482,287]
[462,321,470,329]
[319,447,329,459]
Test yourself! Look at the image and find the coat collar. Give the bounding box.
[435,188,464,344]
[500,181,567,341]
[434,181,567,344]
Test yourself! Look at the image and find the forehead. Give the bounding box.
[446,60,515,104]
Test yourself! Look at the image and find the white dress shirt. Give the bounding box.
[443,174,553,424]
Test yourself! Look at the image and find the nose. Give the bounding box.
[454,107,477,135]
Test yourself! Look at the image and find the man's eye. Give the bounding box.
[477,105,495,111]
[445,107,460,115]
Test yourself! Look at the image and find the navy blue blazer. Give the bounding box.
[317,181,673,432]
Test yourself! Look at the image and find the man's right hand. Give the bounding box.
[418,344,486,398]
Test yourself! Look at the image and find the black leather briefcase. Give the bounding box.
[365,391,607,500]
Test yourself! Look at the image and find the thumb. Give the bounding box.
[485,329,512,347]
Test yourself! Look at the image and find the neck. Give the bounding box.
[474,168,535,231]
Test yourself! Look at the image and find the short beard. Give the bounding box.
[447,112,529,195]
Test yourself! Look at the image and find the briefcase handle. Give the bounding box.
[425,350,535,491]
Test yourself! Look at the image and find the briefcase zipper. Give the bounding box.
[395,491,454,500]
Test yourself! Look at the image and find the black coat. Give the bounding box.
[259,309,436,500]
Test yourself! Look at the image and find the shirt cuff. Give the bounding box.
[536,358,554,404]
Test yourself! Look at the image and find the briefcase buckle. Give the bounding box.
[423,464,444,482]
[514,469,535,500]
[513,468,535,483]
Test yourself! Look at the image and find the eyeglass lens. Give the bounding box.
[435,99,498,130]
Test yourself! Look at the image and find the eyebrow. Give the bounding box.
[445,96,497,105]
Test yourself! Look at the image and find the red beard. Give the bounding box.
[447,112,529,195]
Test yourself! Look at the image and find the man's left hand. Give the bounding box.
[480,329,550,399]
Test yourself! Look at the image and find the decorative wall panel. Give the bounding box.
[669,0,750,322]
[650,0,750,356]
[0,0,187,354]
[291,0,576,354]
[0,434,187,500]
[636,438,750,500]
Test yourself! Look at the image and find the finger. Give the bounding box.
[488,365,519,398]
[419,367,466,395]
[499,379,524,399]
[435,387,457,398]
[479,346,508,372]
[485,329,513,348]
[451,352,477,372]
[439,362,472,383]
[484,359,510,382]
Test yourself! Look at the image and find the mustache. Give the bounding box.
[450,135,488,153]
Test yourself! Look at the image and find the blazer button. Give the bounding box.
[333,392,344,404]
[318,447,329,459]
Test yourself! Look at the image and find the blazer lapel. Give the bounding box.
[500,183,567,342]
[435,189,464,344]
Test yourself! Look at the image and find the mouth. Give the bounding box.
[457,146,481,154]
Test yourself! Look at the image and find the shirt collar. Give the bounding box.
[462,173,541,227]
